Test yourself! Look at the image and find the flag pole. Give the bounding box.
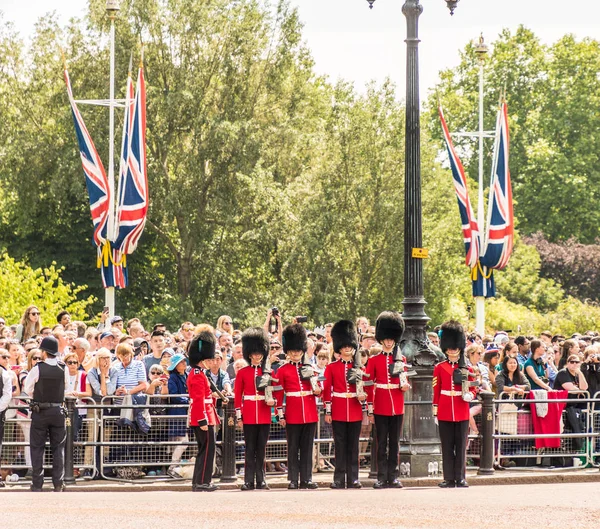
[105,0,120,318]
[474,34,488,336]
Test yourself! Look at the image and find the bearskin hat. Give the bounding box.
[242,327,270,364]
[282,323,307,353]
[188,330,216,366]
[375,311,405,344]
[439,320,466,352]
[331,320,359,354]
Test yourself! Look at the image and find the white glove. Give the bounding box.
[434,417,438,426]
[462,392,474,403]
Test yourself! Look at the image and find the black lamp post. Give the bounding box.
[366,0,459,478]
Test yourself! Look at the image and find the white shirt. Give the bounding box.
[0,368,12,413]
[23,357,70,398]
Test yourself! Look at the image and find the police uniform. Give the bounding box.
[323,320,364,489]
[23,336,69,492]
[187,331,219,492]
[432,321,476,488]
[365,311,408,489]
[274,323,319,489]
[235,327,274,490]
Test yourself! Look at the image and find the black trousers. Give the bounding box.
[332,420,361,485]
[192,425,216,486]
[30,408,66,490]
[286,422,316,483]
[374,414,403,482]
[243,423,270,484]
[438,420,469,481]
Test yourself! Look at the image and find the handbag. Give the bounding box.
[498,395,518,435]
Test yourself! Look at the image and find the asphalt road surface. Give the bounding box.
[8,482,599,529]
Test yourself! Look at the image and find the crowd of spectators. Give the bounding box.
[2,305,600,482]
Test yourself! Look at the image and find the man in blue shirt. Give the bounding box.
[514,336,531,367]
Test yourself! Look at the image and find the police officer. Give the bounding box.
[24,336,70,492]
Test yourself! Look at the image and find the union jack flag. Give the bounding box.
[439,101,514,298]
[64,69,110,248]
[439,106,480,268]
[115,65,148,259]
[480,101,514,271]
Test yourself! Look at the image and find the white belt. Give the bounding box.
[286,391,313,397]
[441,390,461,397]
[376,383,399,389]
[243,395,266,401]
[204,398,214,404]
[332,392,357,398]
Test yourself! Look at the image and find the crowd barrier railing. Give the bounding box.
[3,391,600,485]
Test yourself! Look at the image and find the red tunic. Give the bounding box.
[322,360,363,422]
[274,362,319,424]
[432,360,477,422]
[188,366,219,427]
[234,365,274,425]
[365,352,408,416]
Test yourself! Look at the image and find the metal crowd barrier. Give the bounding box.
[492,390,595,470]
[4,391,600,485]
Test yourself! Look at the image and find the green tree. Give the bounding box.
[0,252,95,324]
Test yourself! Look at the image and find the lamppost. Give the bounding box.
[366,0,460,477]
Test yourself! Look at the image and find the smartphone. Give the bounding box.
[103,306,109,313]
[296,316,308,323]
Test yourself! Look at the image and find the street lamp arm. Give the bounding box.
[366,0,459,15]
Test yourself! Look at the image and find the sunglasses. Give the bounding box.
[223,321,232,325]
[182,327,194,332]
[30,312,40,316]
[150,371,163,375]
[32,356,42,361]
[66,361,79,365]
[0,321,5,325]
[270,346,281,350]
[568,360,581,364]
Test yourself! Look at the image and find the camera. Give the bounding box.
[271,307,279,317]
[296,316,308,323]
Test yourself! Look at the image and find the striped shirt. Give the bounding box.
[113,359,146,390]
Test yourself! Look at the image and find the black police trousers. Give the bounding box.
[30,407,66,490]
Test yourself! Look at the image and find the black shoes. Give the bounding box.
[350,480,362,489]
[256,482,270,490]
[388,479,403,488]
[193,483,218,492]
[241,483,254,491]
[456,480,469,488]
[438,480,456,488]
[288,481,298,490]
[54,484,66,492]
[30,486,43,492]
[299,480,318,489]
[330,481,345,489]
[373,480,387,489]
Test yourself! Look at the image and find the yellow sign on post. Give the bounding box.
[412,248,429,259]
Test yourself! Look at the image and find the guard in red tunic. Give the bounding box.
[365,311,409,489]
[432,320,477,488]
[323,320,365,489]
[235,327,275,491]
[188,330,220,492]
[274,323,321,490]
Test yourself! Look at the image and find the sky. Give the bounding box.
[2,0,600,99]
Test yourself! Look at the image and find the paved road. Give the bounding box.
[9,482,599,529]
